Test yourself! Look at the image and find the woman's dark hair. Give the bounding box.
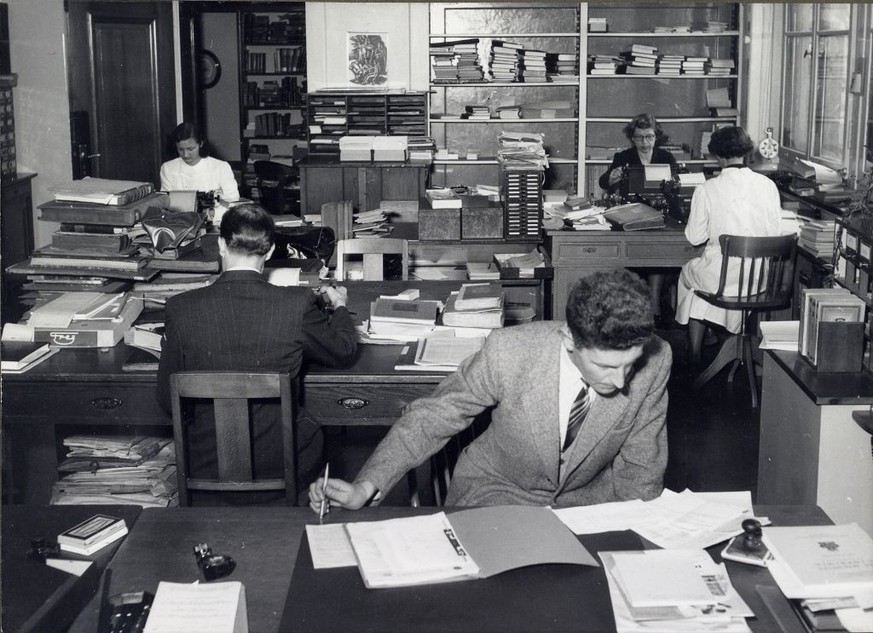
[622,113,666,144]
[566,269,653,350]
[220,203,275,257]
[170,122,211,157]
[708,126,754,159]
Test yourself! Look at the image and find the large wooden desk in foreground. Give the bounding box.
[546,222,703,318]
[63,504,831,633]
[2,280,542,504]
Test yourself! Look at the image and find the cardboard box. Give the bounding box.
[33,297,143,348]
[461,206,504,240]
[418,207,460,241]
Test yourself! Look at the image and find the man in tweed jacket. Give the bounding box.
[310,269,670,510]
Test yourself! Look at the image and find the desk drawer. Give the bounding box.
[3,383,169,426]
[553,241,621,262]
[303,384,436,426]
[626,242,703,260]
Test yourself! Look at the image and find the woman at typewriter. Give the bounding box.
[600,113,677,326]
[160,122,240,203]
[674,126,782,368]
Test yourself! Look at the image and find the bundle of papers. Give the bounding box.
[401,335,486,372]
[601,549,754,632]
[758,320,799,351]
[352,209,392,236]
[762,524,873,632]
[554,489,762,549]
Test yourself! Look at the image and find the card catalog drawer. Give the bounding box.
[2,383,169,425]
[302,384,436,426]
[625,242,703,260]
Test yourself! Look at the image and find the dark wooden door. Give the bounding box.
[66,1,175,185]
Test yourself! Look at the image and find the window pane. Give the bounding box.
[786,4,813,31]
[819,4,851,31]
[783,36,812,152]
[813,34,849,162]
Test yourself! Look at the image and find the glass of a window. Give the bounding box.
[813,34,849,163]
[786,4,813,32]
[818,3,851,31]
[782,35,813,153]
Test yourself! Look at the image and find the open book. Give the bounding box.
[344,506,598,589]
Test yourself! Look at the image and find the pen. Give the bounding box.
[319,463,330,523]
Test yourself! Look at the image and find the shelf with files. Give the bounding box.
[428,3,583,192]
[581,2,743,198]
[304,91,429,158]
[238,7,307,199]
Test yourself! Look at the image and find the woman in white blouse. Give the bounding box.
[160,122,240,202]
[675,126,782,368]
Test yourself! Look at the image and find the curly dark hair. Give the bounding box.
[707,126,754,159]
[622,113,665,143]
[220,203,275,257]
[170,122,211,158]
[565,269,654,350]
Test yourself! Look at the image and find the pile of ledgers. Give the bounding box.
[51,434,177,507]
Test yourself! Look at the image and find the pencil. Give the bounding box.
[319,463,330,523]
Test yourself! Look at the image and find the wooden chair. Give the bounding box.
[335,237,409,281]
[253,160,298,215]
[692,234,798,408]
[170,371,297,506]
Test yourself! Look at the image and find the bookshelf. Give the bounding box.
[581,2,743,198]
[833,214,873,369]
[238,5,307,202]
[305,91,428,158]
[427,3,583,192]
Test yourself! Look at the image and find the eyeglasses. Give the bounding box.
[633,134,656,141]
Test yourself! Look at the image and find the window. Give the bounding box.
[781,3,852,168]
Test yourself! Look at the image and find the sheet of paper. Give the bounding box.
[552,499,656,535]
[45,558,93,576]
[305,524,357,569]
[643,164,673,183]
[144,581,247,633]
[415,336,484,367]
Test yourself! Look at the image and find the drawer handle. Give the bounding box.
[90,397,123,410]
[337,397,369,410]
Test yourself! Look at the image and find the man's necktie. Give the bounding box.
[563,384,590,452]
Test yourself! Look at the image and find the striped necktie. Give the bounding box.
[563,384,590,452]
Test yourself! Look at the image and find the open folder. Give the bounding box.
[344,506,598,589]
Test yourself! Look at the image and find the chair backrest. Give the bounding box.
[707,234,798,310]
[253,160,297,215]
[335,238,409,281]
[170,371,297,506]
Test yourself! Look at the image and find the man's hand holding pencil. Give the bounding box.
[308,473,378,516]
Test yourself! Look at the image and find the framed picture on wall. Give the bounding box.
[347,33,388,86]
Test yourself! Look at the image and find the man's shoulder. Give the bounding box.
[489,321,562,347]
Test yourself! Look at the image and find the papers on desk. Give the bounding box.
[143,581,248,633]
[601,549,754,632]
[341,507,597,589]
[305,524,357,569]
[394,335,486,372]
[758,320,799,351]
[553,489,763,550]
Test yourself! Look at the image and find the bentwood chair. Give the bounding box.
[692,234,798,408]
[170,371,298,506]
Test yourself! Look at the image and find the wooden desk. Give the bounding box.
[2,280,542,503]
[758,351,873,536]
[299,156,429,215]
[546,223,703,318]
[64,504,831,633]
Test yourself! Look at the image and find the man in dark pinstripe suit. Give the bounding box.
[157,204,357,501]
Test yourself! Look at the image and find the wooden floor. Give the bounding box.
[324,324,761,507]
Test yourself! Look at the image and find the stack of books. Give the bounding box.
[763,524,873,633]
[57,514,129,555]
[588,16,608,32]
[496,104,521,119]
[368,297,441,340]
[588,54,620,75]
[408,136,437,163]
[462,105,491,120]
[517,48,548,82]
[682,56,709,76]
[600,549,754,632]
[489,40,521,82]
[441,283,505,329]
[707,58,736,76]
[799,219,837,258]
[621,44,658,75]
[657,54,685,76]
[545,52,578,82]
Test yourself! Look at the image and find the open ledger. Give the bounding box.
[343,506,598,588]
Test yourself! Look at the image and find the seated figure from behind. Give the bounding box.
[157,203,357,497]
[309,268,671,512]
[674,126,783,368]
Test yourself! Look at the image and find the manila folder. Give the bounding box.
[449,505,598,578]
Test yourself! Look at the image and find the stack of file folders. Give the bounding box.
[441,283,504,329]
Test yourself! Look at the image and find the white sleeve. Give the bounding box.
[684,186,710,245]
[217,160,240,202]
[159,161,175,192]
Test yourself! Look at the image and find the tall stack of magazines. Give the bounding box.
[50,434,178,507]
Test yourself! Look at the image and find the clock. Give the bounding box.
[758,127,779,162]
[198,50,221,89]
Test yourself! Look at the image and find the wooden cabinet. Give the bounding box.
[1,172,35,324]
[581,3,743,198]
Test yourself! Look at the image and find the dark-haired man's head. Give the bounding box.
[218,203,275,269]
[563,269,654,395]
